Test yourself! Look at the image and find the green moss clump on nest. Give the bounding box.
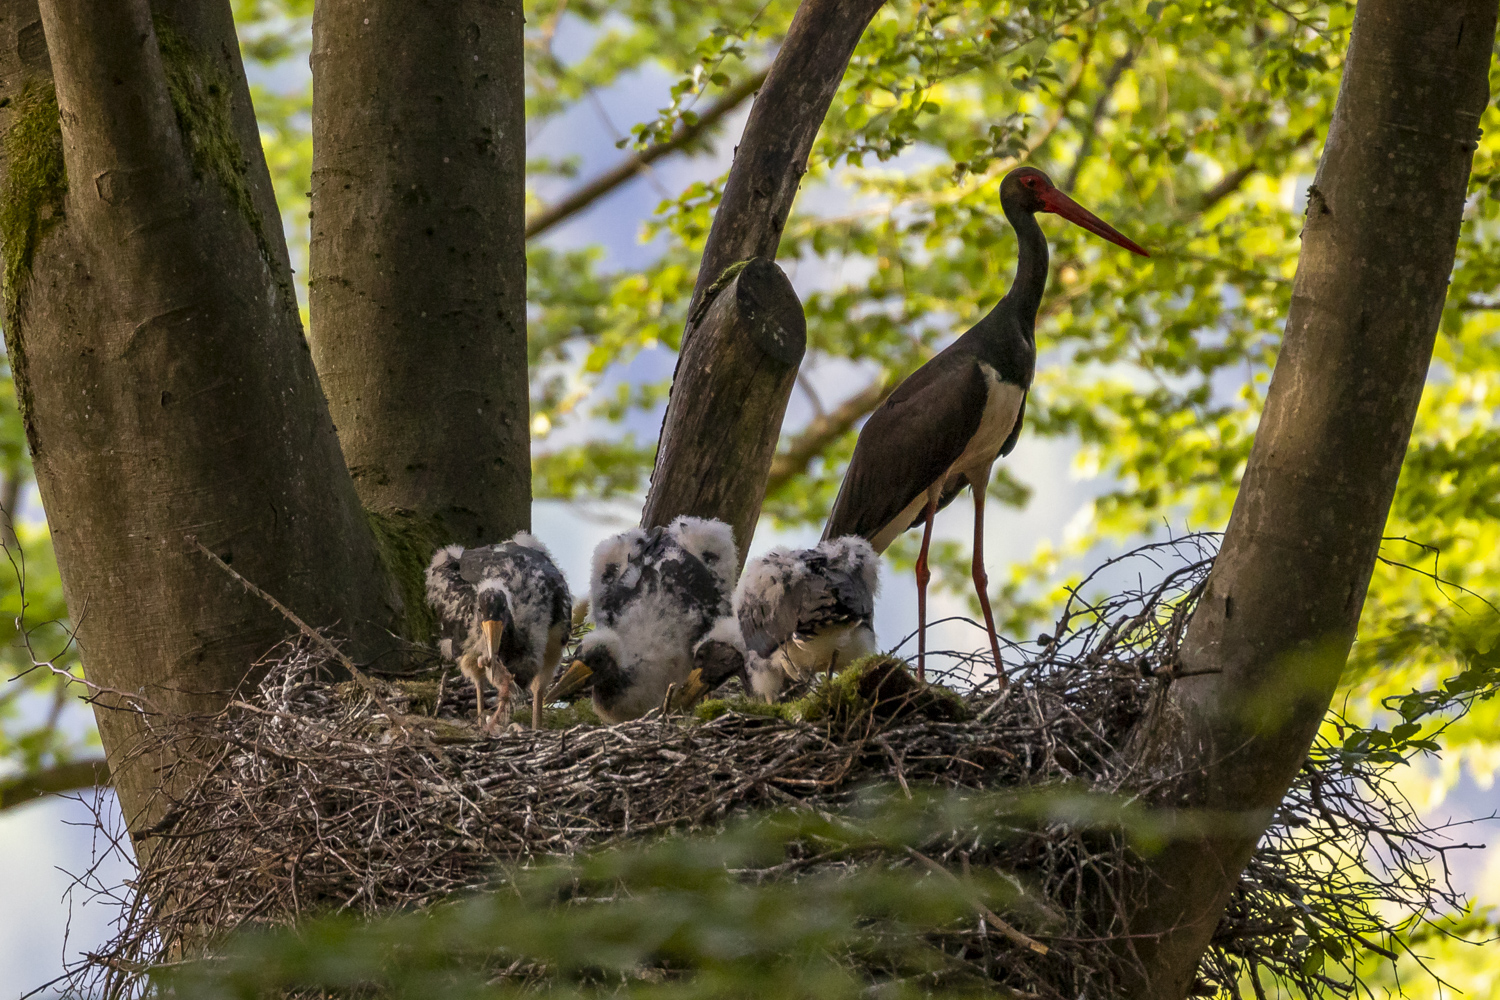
[695,655,969,727]
[1,80,66,330]
[796,654,969,727]
[694,696,797,723]
[152,18,269,263]
[366,508,448,643]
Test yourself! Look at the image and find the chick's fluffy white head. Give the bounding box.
[820,535,880,597]
[590,527,647,599]
[668,516,739,595]
[579,626,626,663]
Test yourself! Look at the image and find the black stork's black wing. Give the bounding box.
[823,351,991,547]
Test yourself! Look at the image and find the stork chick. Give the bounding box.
[425,532,572,730]
[734,535,880,701]
[548,516,737,722]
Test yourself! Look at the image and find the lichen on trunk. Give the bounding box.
[152,16,273,271]
[366,508,447,644]
[0,78,65,329]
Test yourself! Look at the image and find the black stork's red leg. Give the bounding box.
[967,467,1006,686]
[914,494,939,681]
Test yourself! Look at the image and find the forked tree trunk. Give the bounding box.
[0,0,399,838]
[640,258,805,564]
[309,0,531,567]
[1123,3,1498,996]
[640,0,886,552]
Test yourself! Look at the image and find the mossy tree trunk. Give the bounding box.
[0,0,401,840]
[641,0,886,551]
[308,0,531,554]
[1122,3,1498,997]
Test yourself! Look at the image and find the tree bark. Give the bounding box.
[642,0,886,549]
[309,0,530,556]
[1122,3,1498,996]
[0,0,399,839]
[639,258,805,562]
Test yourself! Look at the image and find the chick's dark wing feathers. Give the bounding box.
[824,353,990,544]
[646,530,727,638]
[797,551,876,637]
[460,542,572,631]
[596,527,726,643]
[738,554,801,658]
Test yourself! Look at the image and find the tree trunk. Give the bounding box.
[639,258,805,563]
[309,0,530,569]
[0,0,399,839]
[642,0,886,549]
[1123,3,1498,996]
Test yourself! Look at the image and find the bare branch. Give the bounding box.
[525,69,769,240]
[1063,47,1138,192]
[0,757,109,811]
[765,375,892,495]
[685,0,888,317]
[1196,128,1317,213]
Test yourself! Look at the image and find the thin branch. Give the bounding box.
[1196,127,1317,213]
[904,846,1050,955]
[525,69,769,240]
[765,374,892,494]
[1063,47,1138,192]
[184,535,417,740]
[0,757,109,811]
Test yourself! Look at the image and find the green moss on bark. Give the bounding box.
[152,19,267,260]
[366,508,447,643]
[1,81,66,330]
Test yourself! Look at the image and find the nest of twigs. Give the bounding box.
[72,535,1469,999]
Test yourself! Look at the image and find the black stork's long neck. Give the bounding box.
[1000,194,1050,330]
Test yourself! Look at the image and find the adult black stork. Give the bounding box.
[822,167,1148,682]
[425,533,572,730]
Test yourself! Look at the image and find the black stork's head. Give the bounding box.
[1001,167,1150,257]
[474,579,515,667]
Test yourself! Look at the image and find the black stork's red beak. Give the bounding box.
[1040,188,1150,258]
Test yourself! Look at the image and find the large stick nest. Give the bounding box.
[74,536,1467,998]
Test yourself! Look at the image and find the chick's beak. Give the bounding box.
[669,668,710,713]
[481,619,504,660]
[546,659,594,702]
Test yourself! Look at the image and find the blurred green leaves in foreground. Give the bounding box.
[1,0,1498,993]
[143,784,1496,1000]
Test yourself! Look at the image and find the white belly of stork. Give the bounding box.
[871,364,1024,554]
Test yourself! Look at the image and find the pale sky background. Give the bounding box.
[2,11,1496,996]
